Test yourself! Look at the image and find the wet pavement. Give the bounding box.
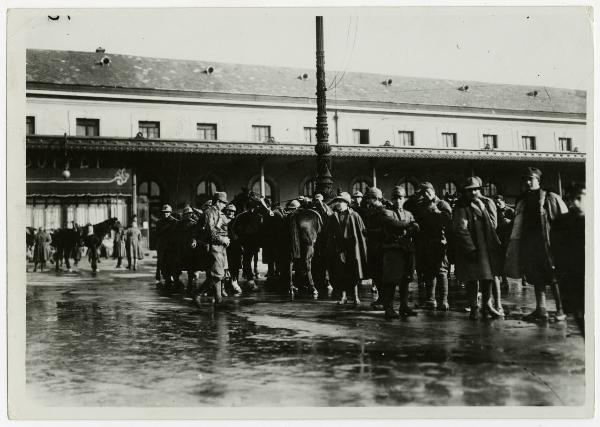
[26,256,585,407]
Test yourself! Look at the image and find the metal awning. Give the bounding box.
[26,135,587,163]
[26,167,132,197]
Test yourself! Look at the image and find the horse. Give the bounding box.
[284,207,324,298]
[51,226,84,272]
[83,218,122,272]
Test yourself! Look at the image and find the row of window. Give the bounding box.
[25,116,574,151]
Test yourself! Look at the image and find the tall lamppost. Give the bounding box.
[315,16,333,199]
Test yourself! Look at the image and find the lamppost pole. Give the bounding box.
[315,16,333,199]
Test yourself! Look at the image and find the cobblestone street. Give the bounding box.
[26,256,585,407]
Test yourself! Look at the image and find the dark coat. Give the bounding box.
[452,196,503,281]
[113,228,126,258]
[324,208,368,283]
[125,226,143,260]
[504,189,568,279]
[33,230,51,263]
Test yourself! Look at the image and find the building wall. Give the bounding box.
[26,96,586,152]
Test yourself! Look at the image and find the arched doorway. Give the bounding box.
[482,181,499,197]
[396,177,416,196]
[138,180,162,250]
[195,178,221,207]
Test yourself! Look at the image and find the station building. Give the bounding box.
[25,48,587,248]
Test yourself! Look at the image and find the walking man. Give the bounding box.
[505,167,568,322]
[324,192,368,305]
[197,192,231,306]
[412,182,452,310]
[453,177,504,319]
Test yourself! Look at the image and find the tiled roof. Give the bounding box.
[26,49,586,115]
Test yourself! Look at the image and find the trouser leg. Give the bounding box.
[438,272,449,310]
[550,278,565,315]
[466,280,479,319]
[425,273,437,308]
[492,277,504,313]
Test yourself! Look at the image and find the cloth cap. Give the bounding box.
[352,190,363,198]
[213,192,228,203]
[288,200,301,209]
[182,206,193,214]
[463,176,483,190]
[493,195,504,201]
[522,167,542,180]
[365,187,383,199]
[225,203,237,212]
[332,192,352,204]
[418,182,435,192]
[391,186,406,198]
[161,204,172,212]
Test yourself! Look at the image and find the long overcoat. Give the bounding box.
[452,196,503,281]
[125,225,144,260]
[504,189,567,280]
[33,230,51,263]
[324,208,368,285]
[113,228,126,259]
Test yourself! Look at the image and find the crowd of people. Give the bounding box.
[149,166,585,332]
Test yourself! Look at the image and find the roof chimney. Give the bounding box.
[458,85,469,92]
[96,47,105,54]
[527,90,539,97]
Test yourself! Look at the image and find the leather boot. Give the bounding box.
[213,279,223,305]
[438,273,449,311]
[467,281,480,320]
[523,286,549,322]
[551,279,566,321]
[424,277,437,310]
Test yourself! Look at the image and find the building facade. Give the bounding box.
[26,48,587,248]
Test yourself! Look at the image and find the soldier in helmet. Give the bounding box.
[224,203,243,295]
[155,203,179,285]
[365,186,420,318]
[412,182,453,310]
[196,191,231,305]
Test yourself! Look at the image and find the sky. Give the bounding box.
[18,7,594,90]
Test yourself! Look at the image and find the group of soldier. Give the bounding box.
[151,165,586,331]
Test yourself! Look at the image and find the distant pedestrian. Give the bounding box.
[32,227,51,272]
[505,167,568,322]
[125,215,143,270]
[453,177,504,319]
[113,225,126,268]
[324,192,368,305]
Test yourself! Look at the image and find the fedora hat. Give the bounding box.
[463,176,483,190]
[332,192,352,204]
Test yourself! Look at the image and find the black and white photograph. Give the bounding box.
[5,3,596,420]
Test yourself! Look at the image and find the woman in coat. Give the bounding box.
[125,216,143,270]
[32,227,52,272]
[452,177,504,319]
[324,192,368,306]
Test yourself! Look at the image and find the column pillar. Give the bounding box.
[557,169,563,197]
[132,169,137,218]
[260,161,266,197]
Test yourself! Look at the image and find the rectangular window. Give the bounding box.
[26,116,35,135]
[483,134,498,149]
[352,129,370,145]
[76,118,100,136]
[558,137,572,152]
[196,123,217,140]
[398,131,414,147]
[522,136,536,150]
[442,132,457,148]
[252,125,271,142]
[304,127,318,143]
[138,121,160,139]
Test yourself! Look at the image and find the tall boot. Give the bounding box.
[438,273,449,311]
[467,281,480,320]
[398,278,417,317]
[424,276,437,309]
[492,277,504,316]
[523,284,548,322]
[213,278,223,305]
[383,282,398,319]
[551,279,566,321]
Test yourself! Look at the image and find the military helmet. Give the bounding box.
[365,187,383,200]
[161,204,173,213]
[182,206,193,214]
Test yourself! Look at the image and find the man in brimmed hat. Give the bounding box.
[351,190,368,222]
[155,203,179,285]
[324,191,368,305]
[505,166,568,322]
[196,191,231,305]
[412,181,452,310]
[453,177,504,319]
